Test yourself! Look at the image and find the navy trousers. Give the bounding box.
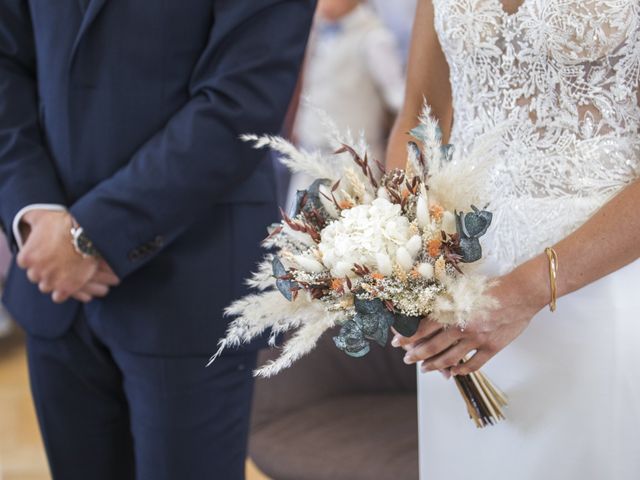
[26,315,257,480]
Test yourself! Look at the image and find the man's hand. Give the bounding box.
[17,209,119,303]
[73,260,120,303]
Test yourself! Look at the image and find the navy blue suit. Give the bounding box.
[0,0,315,478]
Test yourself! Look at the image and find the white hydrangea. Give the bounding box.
[319,198,414,278]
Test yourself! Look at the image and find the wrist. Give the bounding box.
[505,254,550,314]
[22,208,69,226]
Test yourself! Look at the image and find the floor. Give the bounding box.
[0,327,269,480]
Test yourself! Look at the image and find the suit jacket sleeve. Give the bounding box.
[70,0,316,279]
[0,0,68,248]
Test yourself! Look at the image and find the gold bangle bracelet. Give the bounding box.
[544,247,559,312]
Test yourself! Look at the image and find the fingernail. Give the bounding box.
[440,369,451,380]
[403,353,414,365]
[391,336,401,347]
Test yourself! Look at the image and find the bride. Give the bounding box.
[387,1,640,478]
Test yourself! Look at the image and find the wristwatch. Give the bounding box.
[70,221,100,258]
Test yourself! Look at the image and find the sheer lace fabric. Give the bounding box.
[433,0,640,271]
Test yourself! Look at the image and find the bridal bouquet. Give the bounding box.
[212,106,507,427]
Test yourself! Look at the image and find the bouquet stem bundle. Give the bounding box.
[454,365,507,428]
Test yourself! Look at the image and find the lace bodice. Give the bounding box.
[433,0,640,272]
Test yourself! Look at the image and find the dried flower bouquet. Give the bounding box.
[212,106,507,427]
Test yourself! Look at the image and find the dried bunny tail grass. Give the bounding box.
[245,256,276,291]
[417,102,444,165]
[312,104,378,183]
[310,101,357,151]
[254,312,340,377]
[263,296,336,343]
[354,130,372,165]
[344,167,369,201]
[428,124,506,211]
[405,141,421,180]
[428,160,491,212]
[432,274,499,327]
[208,291,313,366]
[241,134,338,181]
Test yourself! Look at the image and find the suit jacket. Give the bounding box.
[0,0,315,354]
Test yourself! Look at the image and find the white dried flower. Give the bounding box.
[376,253,394,276]
[418,262,434,279]
[333,261,353,278]
[319,198,411,278]
[318,184,339,218]
[406,235,423,258]
[442,211,457,234]
[294,254,325,273]
[396,247,414,271]
[416,194,430,229]
[282,223,316,247]
[345,167,367,203]
[377,187,390,201]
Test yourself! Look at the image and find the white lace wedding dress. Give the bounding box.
[419,1,640,478]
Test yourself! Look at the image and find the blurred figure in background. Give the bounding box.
[0,233,12,338]
[288,0,405,203]
[369,0,417,64]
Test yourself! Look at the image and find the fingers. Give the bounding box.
[80,282,110,298]
[420,341,476,373]
[51,289,72,304]
[45,275,113,304]
[403,327,463,365]
[392,317,442,348]
[27,268,41,283]
[450,350,494,376]
[72,291,93,303]
[16,247,32,269]
[38,281,53,294]
[92,269,120,287]
[68,281,113,304]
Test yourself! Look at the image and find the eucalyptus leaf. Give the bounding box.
[272,256,297,301]
[409,125,429,143]
[455,206,493,263]
[393,314,421,338]
[294,178,331,220]
[441,144,455,162]
[333,320,371,357]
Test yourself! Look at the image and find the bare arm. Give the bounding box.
[390,2,640,377]
[397,177,640,375]
[386,0,452,171]
[515,178,640,312]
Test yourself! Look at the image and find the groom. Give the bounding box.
[0,1,315,479]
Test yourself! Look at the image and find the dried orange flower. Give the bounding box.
[428,238,442,257]
[331,278,344,291]
[410,268,421,279]
[371,272,385,281]
[339,200,354,210]
[429,204,444,221]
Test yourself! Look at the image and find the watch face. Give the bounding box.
[75,231,99,257]
[77,234,92,254]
